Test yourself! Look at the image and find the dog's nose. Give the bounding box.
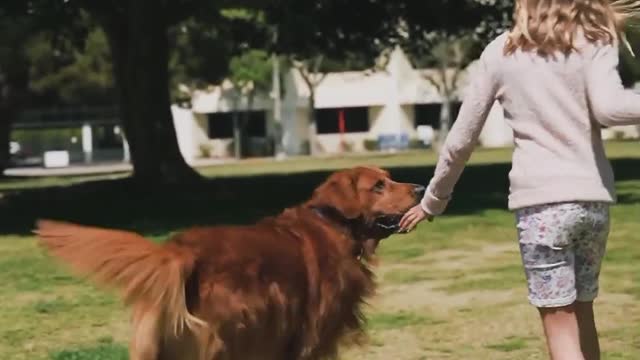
[412,184,426,196]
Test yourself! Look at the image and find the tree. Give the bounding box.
[263,0,513,154]
[290,56,327,155]
[11,1,245,183]
[228,49,272,158]
[79,1,207,183]
[412,36,479,145]
[397,0,512,145]
[27,27,115,106]
[0,13,30,174]
[8,0,512,179]
[287,53,375,155]
[619,27,640,87]
[15,1,279,183]
[0,0,79,174]
[168,13,268,106]
[264,0,395,155]
[0,0,187,182]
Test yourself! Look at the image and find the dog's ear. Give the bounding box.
[309,170,361,219]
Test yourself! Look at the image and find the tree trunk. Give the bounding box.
[0,109,12,175]
[439,96,452,144]
[0,62,28,176]
[232,96,241,160]
[294,62,323,157]
[243,92,254,157]
[271,53,285,159]
[307,93,318,156]
[101,1,200,185]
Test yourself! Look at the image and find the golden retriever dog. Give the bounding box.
[36,166,425,360]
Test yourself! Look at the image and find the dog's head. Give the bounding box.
[306,166,424,257]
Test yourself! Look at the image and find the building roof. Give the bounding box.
[189,47,474,113]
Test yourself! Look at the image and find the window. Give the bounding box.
[316,107,369,134]
[95,125,123,149]
[414,103,462,129]
[208,111,267,139]
[208,113,234,139]
[246,111,266,137]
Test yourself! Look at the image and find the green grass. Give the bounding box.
[0,173,129,192]
[367,311,442,331]
[50,339,128,360]
[485,336,531,352]
[0,141,639,359]
[1,141,637,193]
[439,264,525,293]
[197,141,640,178]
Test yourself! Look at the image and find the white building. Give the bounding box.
[171,47,639,163]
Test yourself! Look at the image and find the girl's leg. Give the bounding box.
[573,203,609,360]
[538,303,584,360]
[575,301,600,360]
[515,204,588,360]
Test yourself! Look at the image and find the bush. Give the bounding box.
[340,140,354,152]
[409,139,429,149]
[363,138,427,151]
[364,139,379,151]
[299,140,311,155]
[199,143,213,158]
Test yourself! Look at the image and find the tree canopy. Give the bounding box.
[0,0,522,180]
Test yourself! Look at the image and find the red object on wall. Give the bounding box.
[338,109,345,134]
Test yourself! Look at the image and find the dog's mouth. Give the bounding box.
[374,214,403,232]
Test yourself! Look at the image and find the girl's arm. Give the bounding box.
[420,49,500,216]
[587,43,640,126]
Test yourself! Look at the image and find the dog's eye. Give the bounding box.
[372,180,385,192]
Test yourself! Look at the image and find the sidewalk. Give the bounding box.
[4,158,234,177]
[3,150,411,178]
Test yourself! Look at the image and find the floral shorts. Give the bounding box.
[515,202,610,308]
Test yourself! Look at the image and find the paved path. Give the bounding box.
[4,158,233,177]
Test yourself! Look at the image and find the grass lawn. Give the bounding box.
[0,141,638,359]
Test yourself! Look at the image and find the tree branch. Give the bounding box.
[78,0,124,21]
[448,67,463,99]
[292,57,327,92]
[421,70,444,96]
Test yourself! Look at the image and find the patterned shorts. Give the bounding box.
[515,202,610,308]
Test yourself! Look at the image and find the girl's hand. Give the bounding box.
[399,204,433,233]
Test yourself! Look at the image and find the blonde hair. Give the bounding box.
[505,0,640,55]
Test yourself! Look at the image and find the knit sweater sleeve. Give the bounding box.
[586,43,640,126]
[420,45,500,216]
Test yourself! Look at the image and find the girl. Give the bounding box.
[399,1,640,359]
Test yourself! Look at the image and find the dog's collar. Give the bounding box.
[310,206,329,221]
[309,206,366,260]
[309,206,353,226]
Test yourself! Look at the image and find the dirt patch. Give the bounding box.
[374,283,521,313]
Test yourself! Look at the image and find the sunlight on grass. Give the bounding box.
[2,141,637,192]
[1,141,638,359]
[368,311,442,331]
[485,336,531,352]
[440,264,524,293]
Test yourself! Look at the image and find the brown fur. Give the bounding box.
[36,166,423,360]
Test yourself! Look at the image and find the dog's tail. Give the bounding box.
[35,219,206,335]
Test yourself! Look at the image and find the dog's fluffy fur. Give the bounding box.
[37,166,422,360]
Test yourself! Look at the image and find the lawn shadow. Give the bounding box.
[1,158,639,236]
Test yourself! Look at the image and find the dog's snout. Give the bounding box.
[412,184,426,197]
